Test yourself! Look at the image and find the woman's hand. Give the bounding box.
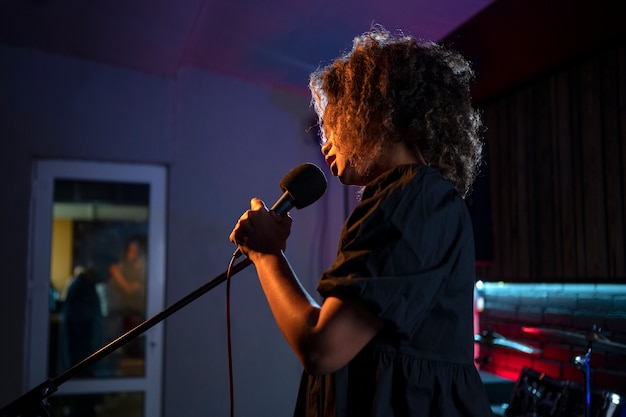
[229,197,292,260]
[230,198,382,375]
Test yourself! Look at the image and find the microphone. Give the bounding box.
[233,162,327,259]
[270,162,328,214]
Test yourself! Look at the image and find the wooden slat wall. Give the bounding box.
[479,41,626,282]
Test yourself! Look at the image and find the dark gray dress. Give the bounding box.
[294,164,494,417]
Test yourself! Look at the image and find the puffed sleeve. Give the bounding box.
[317,165,474,338]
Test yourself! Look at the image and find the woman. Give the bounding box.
[230,25,494,417]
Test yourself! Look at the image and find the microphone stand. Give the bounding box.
[0,258,252,417]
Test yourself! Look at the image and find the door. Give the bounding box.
[26,160,166,417]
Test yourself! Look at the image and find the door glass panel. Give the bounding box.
[28,160,165,417]
[49,179,150,382]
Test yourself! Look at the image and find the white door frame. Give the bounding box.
[26,159,166,416]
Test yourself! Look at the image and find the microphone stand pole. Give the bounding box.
[0,258,252,417]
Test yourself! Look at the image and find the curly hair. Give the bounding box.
[309,25,483,198]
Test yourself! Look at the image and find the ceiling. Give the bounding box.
[0,0,497,91]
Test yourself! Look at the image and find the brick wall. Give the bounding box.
[476,283,626,398]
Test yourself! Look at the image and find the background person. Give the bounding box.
[107,238,146,359]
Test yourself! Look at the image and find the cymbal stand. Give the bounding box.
[573,341,593,417]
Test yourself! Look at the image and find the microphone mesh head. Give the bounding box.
[279,163,328,209]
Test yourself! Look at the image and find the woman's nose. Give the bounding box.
[321,140,331,155]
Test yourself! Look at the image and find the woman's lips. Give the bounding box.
[325,156,337,176]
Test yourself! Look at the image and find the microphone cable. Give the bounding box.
[219,162,327,417]
[225,249,239,417]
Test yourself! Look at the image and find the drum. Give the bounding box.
[552,383,626,417]
[505,368,626,417]
[589,390,625,417]
[505,368,575,417]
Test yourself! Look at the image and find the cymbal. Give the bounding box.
[474,329,542,354]
[522,326,626,355]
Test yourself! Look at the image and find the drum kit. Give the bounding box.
[474,326,626,417]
